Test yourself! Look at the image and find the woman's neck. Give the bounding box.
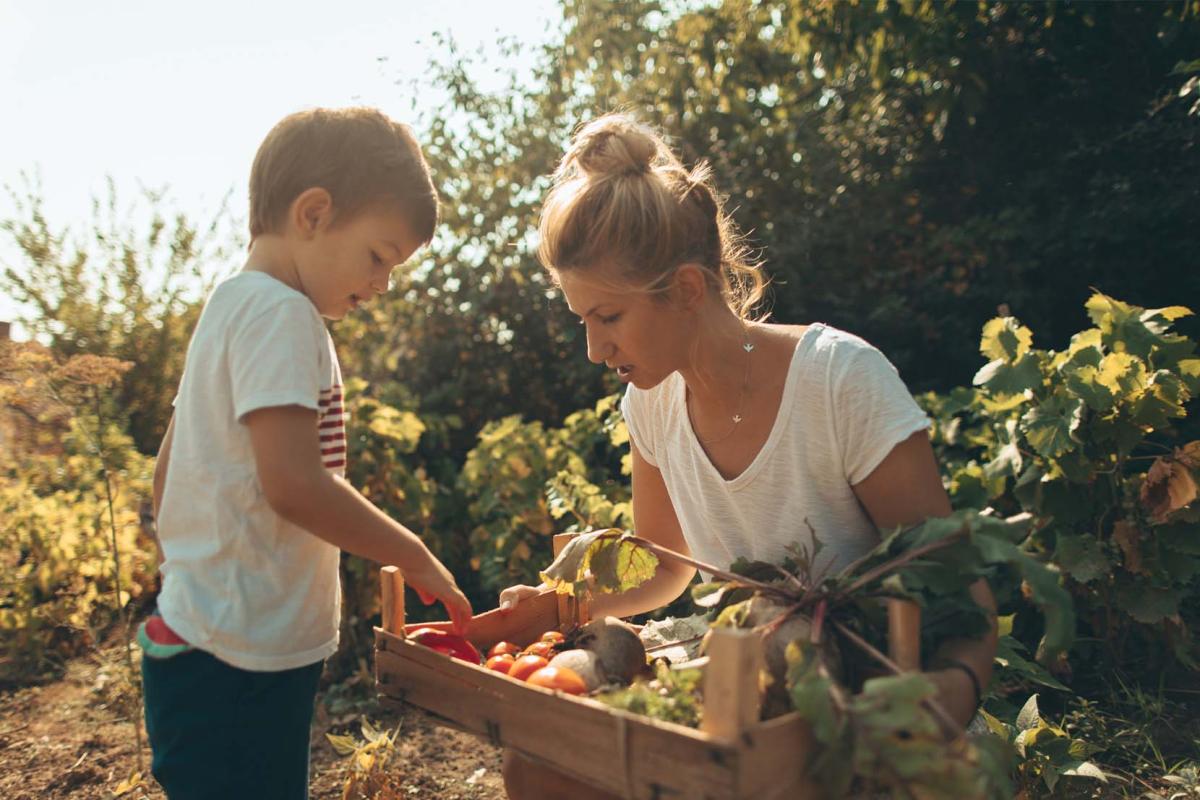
[678,304,755,414]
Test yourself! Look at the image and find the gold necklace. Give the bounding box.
[691,328,755,445]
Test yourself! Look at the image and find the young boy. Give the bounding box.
[143,107,472,799]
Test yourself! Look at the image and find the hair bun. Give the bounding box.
[567,114,659,179]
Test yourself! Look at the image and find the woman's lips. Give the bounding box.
[616,365,633,380]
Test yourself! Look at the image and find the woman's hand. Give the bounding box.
[498,583,547,614]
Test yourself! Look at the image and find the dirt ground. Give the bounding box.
[0,648,507,799]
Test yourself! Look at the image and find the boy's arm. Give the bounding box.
[244,405,472,633]
[150,413,176,566]
[853,430,998,728]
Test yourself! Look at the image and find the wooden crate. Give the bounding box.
[374,535,920,800]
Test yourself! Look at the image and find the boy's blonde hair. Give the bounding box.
[248,107,439,242]
[538,113,765,319]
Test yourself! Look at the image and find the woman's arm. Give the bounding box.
[852,429,998,726]
[499,443,695,618]
[587,442,696,618]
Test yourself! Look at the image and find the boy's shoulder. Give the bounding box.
[201,272,322,332]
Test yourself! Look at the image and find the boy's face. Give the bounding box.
[296,205,423,320]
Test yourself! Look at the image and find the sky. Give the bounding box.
[0,0,562,336]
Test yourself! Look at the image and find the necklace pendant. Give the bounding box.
[743,342,755,353]
[732,414,743,424]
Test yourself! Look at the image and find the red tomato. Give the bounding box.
[486,654,515,674]
[539,630,565,645]
[487,641,522,659]
[508,654,549,682]
[526,666,588,695]
[408,628,482,665]
[522,640,557,659]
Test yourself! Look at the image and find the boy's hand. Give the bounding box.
[407,558,473,636]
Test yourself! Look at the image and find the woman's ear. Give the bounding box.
[290,188,334,239]
[670,264,710,311]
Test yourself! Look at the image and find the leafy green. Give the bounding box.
[539,528,658,597]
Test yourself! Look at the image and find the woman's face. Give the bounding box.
[556,267,692,390]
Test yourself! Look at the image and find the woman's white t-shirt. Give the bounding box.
[621,323,930,578]
[155,271,345,671]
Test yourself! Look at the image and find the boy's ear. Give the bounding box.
[670,264,709,311]
[291,187,334,239]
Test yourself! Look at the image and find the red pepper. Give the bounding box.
[407,627,483,665]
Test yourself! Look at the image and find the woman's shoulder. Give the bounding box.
[766,322,888,362]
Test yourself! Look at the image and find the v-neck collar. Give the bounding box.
[677,324,821,488]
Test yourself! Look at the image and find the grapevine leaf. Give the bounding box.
[1054,533,1109,583]
[1063,365,1114,412]
[1115,584,1180,624]
[1158,522,1200,555]
[984,441,1023,481]
[1141,305,1193,332]
[1110,520,1148,576]
[973,353,1043,395]
[1140,457,1199,522]
[1178,359,1200,394]
[980,317,1034,362]
[1095,351,1148,401]
[1130,372,1188,430]
[1086,292,1171,359]
[1020,395,1084,459]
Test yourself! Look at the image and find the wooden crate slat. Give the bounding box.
[376,645,743,798]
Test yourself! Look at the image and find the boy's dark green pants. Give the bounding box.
[142,648,323,799]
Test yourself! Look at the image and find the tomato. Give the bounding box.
[508,654,549,682]
[526,666,588,695]
[522,640,557,659]
[407,628,482,665]
[485,654,515,674]
[487,641,522,659]
[539,630,565,645]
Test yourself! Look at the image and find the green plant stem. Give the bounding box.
[831,620,965,740]
[614,532,798,601]
[835,529,967,601]
[94,389,145,775]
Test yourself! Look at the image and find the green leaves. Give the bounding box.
[365,405,426,453]
[988,695,1107,794]
[927,292,1200,684]
[1053,533,1109,583]
[981,317,1035,362]
[974,316,1043,395]
[539,528,658,598]
[1020,395,1084,459]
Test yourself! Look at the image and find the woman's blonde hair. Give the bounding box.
[538,113,766,319]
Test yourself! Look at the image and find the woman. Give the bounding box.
[499,113,997,799]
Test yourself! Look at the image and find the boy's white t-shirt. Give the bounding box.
[156,271,345,671]
[621,323,931,579]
